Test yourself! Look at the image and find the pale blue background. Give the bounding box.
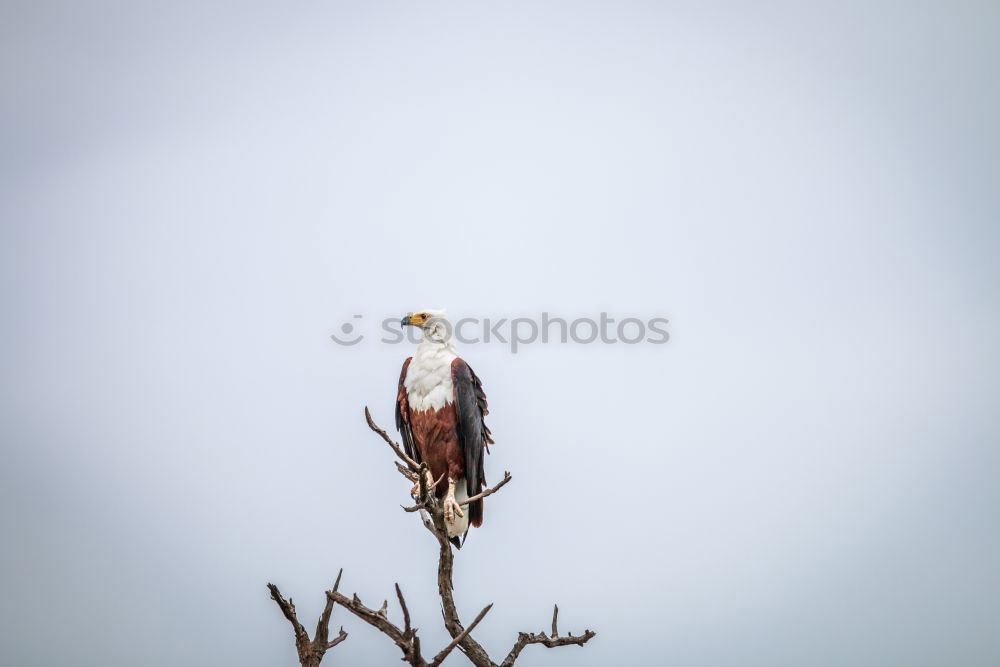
[2,2,999,665]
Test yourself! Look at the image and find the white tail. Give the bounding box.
[446,477,470,537]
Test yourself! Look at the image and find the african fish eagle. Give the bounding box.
[396,310,493,547]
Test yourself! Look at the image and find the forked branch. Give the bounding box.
[499,604,597,667]
[267,577,348,667]
[327,586,424,665]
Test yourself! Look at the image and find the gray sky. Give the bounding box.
[2,1,999,665]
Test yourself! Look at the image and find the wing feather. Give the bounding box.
[395,357,419,464]
[451,358,493,527]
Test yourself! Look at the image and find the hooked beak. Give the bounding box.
[400,314,412,328]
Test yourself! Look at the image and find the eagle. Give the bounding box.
[395,310,493,547]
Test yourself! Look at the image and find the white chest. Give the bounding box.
[404,343,457,412]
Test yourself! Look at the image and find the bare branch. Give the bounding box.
[430,471,447,493]
[396,583,413,636]
[429,603,493,666]
[332,568,343,594]
[268,583,306,642]
[365,406,420,471]
[396,461,419,482]
[416,465,437,505]
[432,510,494,666]
[329,581,425,666]
[326,627,348,650]
[500,623,597,667]
[331,589,410,646]
[268,582,347,667]
[314,570,343,645]
[459,471,513,506]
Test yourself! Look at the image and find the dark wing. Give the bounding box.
[395,357,419,464]
[451,357,493,528]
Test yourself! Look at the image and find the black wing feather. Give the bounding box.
[451,358,493,527]
[395,357,420,464]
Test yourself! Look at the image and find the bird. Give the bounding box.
[395,309,493,548]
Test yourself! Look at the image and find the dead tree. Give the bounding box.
[268,407,595,666]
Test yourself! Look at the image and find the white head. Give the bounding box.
[400,309,451,344]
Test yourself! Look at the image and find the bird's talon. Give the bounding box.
[443,496,463,525]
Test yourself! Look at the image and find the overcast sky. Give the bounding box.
[2,2,999,665]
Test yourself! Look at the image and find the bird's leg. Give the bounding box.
[411,469,434,499]
[443,477,465,525]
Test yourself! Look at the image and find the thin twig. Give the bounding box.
[326,628,348,650]
[396,583,412,636]
[429,603,493,666]
[396,461,419,482]
[365,406,421,470]
[459,471,513,506]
